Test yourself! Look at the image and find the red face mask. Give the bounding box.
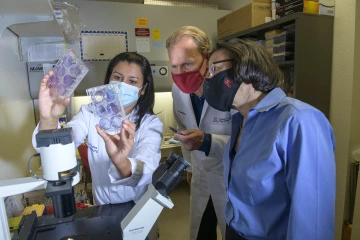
[172,57,208,94]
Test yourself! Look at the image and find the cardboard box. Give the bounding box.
[275,0,334,18]
[217,0,271,39]
[318,0,335,16]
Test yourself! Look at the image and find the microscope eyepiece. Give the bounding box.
[152,152,190,196]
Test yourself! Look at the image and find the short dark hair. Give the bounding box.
[212,39,284,92]
[104,52,155,130]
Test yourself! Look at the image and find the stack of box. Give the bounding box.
[265,29,283,56]
[217,0,271,39]
[273,31,295,62]
[275,0,335,19]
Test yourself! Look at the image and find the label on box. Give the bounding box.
[276,0,335,16]
[276,2,303,18]
[254,4,271,11]
[319,0,335,16]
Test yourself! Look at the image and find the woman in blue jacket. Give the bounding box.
[203,40,336,240]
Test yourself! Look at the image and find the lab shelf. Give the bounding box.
[222,13,334,118]
[221,13,333,41]
[277,61,294,67]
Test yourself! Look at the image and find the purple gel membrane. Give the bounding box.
[70,64,81,77]
[63,75,74,86]
[95,105,107,118]
[56,65,66,77]
[49,74,60,86]
[99,118,111,130]
[105,90,116,102]
[111,116,123,128]
[56,84,67,96]
[107,103,119,115]
[63,55,74,67]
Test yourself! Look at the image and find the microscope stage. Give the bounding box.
[13,202,134,240]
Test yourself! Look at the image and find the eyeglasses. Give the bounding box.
[208,59,233,77]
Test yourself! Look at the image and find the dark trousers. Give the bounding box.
[197,197,218,240]
[226,225,246,240]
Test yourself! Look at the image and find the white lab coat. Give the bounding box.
[32,104,163,205]
[172,84,231,239]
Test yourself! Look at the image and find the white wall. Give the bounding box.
[347,0,360,239]
[207,0,251,10]
[0,29,38,181]
[330,0,358,239]
[66,0,230,60]
[350,0,360,172]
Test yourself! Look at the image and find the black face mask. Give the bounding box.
[204,68,241,112]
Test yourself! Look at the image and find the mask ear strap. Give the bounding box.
[138,83,148,103]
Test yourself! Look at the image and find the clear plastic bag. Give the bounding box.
[86,83,127,131]
[48,49,89,100]
[51,1,84,44]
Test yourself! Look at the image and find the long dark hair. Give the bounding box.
[104,52,155,130]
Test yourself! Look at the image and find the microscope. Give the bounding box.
[35,128,80,219]
[0,128,190,240]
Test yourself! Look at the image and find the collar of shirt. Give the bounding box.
[190,93,205,101]
[252,87,286,113]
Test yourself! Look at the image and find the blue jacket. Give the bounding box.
[225,87,336,240]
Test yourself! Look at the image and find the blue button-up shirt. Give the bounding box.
[224,88,336,240]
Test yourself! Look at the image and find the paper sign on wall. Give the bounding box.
[136,18,148,27]
[154,41,164,48]
[135,28,150,37]
[152,29,161,40]
[27,43,65,62]
[80,31,128,61]
[136,38,150,53]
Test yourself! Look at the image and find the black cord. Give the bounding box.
[27,153,43,180]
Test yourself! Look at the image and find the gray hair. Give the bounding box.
[166,26,211,56]
[213,39,284,92]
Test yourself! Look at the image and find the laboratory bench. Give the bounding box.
[160,134,182,161]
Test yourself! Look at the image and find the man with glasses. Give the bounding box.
[166,26,233,240]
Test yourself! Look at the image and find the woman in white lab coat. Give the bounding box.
[32,52,163,206]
